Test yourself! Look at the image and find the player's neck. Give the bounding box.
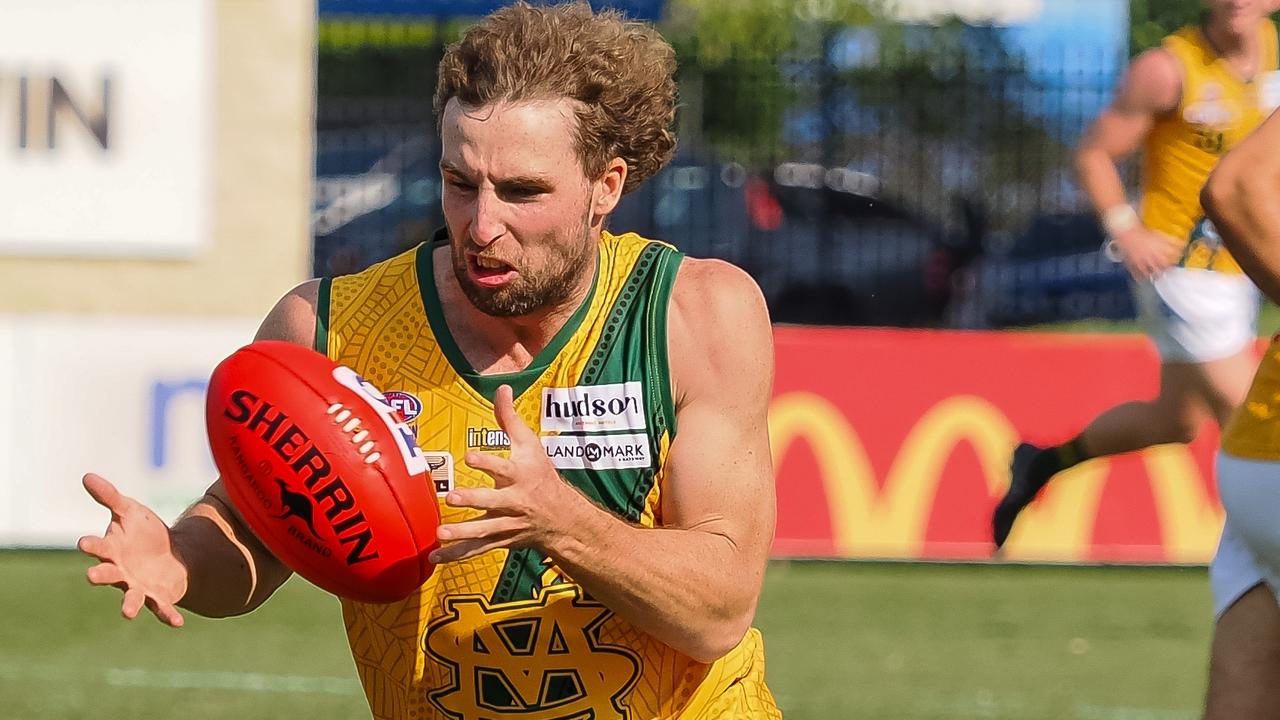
[1204,16,1260,75]
[434,244,598,375]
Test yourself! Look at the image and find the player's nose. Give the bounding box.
[469,189,507,247]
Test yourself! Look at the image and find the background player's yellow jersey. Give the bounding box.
[317,230,780,720]
[1141,20,1280,273]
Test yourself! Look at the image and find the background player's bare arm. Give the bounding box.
[437,258,776,663]
[1203,110,1280,302]
[77,283,316,624]
[1075,48,1184,278]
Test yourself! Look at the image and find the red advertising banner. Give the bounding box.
[770,327,1230,564]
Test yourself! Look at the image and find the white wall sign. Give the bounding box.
[0,315,258,547]
[0,0,213,257]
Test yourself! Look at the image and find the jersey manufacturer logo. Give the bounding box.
[541,382,647,433]
[541,433,651,470]
[424,585,641,720]
[467,426,511,450]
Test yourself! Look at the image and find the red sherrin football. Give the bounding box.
[205,340,441,603]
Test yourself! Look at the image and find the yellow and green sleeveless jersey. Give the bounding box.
[316,229,780,720]
[1223,334,1280,459]
[1140,20,1279,273]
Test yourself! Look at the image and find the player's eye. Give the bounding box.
[500,185,546,201]
[445,177,476,192]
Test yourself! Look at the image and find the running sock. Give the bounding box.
[1026,437,1092,496]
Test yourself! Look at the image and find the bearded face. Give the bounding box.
[449,206,594,317]
[439,98,604,318]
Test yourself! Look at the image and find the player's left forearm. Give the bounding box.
[545,497,765,664]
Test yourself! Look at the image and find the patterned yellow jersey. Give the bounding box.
[1141,20,1280,273]
[317,229,780,720]
[1223,334,1280,459]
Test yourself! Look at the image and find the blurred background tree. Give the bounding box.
[661,0,877,165]
[1130,0,1205,54]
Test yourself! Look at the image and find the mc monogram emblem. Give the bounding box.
[424,584,641,719]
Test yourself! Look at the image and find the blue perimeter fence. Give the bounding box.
[312,14,1138,329]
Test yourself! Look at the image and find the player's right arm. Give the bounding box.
[1202,110,1280,303]
[77,280,321,626]
[1075,47,1184,279]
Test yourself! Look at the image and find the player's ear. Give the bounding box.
[591,157,627,221]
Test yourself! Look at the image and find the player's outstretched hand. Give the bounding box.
[1112,226,1183,280]
[432,385,582,563]
[78,473,188,627]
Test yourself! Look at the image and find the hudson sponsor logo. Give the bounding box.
[542,433,651,470]
[541,382,647,432]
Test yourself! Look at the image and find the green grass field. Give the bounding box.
[0,551,1213,720]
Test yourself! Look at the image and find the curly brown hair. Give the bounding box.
[434,1,677,194]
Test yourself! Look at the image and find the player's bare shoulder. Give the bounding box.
[667,257,774,406]
[669,257,771,346]
[255,279,323,345]
[1118,46,1182,115]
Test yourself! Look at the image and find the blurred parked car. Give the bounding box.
[313,132,443,277]
[613,160,984,327]
[314,143,985,327]
[952,212,1134,328]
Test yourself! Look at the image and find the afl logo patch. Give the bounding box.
[384,391,423,422]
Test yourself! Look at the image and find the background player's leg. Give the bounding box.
[1203,584,1280,720]
[993,361,1209,547]
[1186,347,1257,429]
[1076,360,1210,455]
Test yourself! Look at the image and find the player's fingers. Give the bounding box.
[491,385,536,443]
[121,587,147,620]
[86,562,127,587]
[429,534,518,564]
[443,487,505,511]
[77,535,115,562]
[464,450,516,480]
[436,514,524,543]
[83,473,129,515]
[1135,257,1157,280]
[145,597,185,629]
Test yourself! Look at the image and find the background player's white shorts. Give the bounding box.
[1210,452,1280,618]
[1133,267,1259,363]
